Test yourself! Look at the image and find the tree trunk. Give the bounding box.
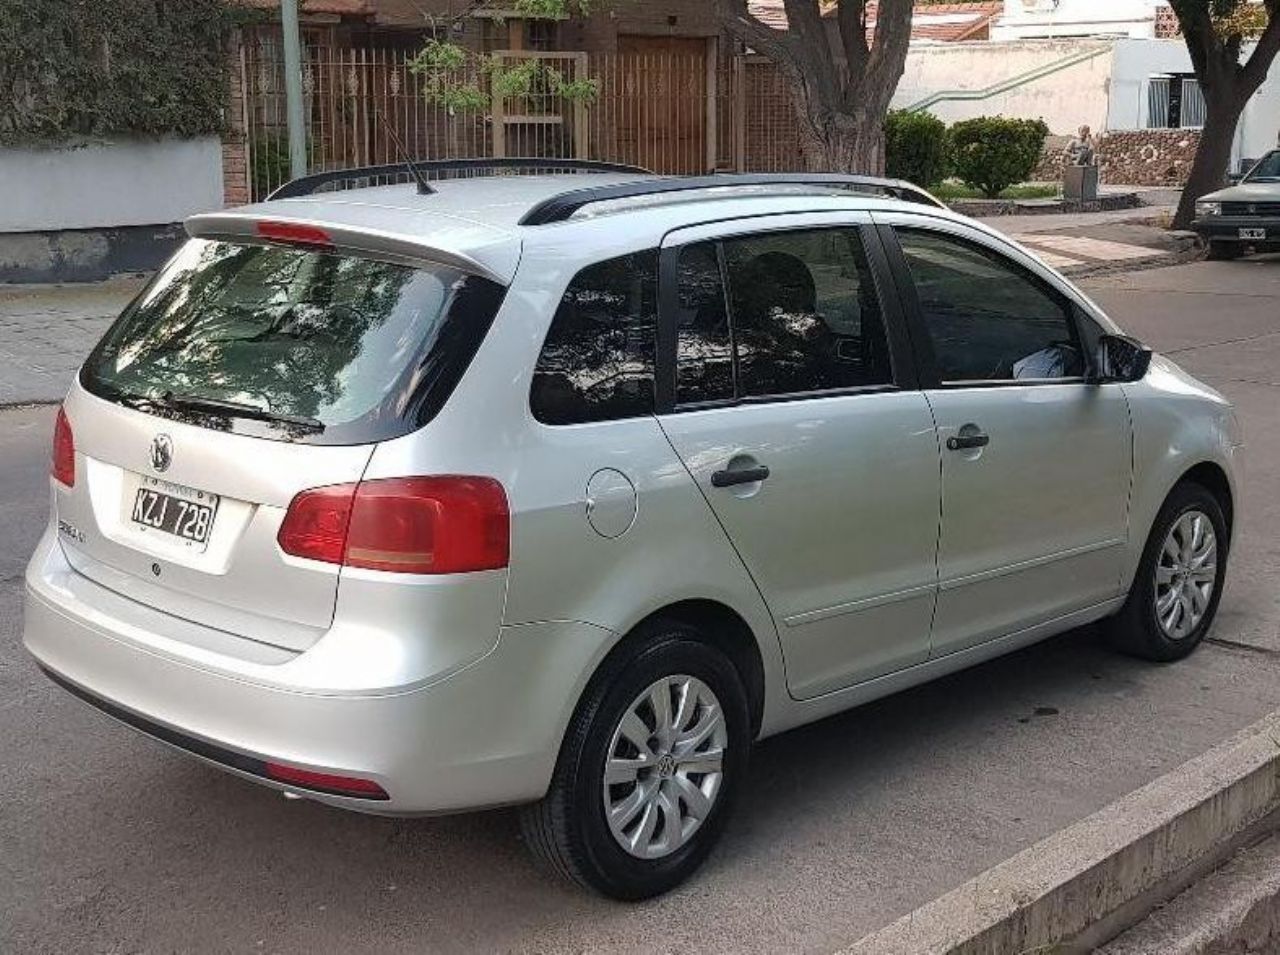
[1173,92,1246,230]
[793,103,886,174]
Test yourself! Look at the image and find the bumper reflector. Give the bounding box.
[264,762,389,800]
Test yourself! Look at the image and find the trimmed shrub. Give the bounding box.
[949,116,1050,198]
[885,110,949,187]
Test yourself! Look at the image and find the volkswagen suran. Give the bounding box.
[25,162,1241,899]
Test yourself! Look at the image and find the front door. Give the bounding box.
[880,218,1132,656]
[656,216,941,699]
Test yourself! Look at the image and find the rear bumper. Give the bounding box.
[1192,217,1280,241]
[24,528,613,814]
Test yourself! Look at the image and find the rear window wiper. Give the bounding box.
[160,391,326,434]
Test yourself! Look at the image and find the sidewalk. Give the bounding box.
[0,277,143,404]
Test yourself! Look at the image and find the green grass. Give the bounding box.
[929,181,1060,201]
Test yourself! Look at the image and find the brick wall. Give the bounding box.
[563,0,722,51]
[222,30,251,207]
[1154,5,1182,39]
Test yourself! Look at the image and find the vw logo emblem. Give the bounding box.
[150,434,173,473]
[1248,204,1257,214]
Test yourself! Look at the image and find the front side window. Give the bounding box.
[81,238,506,444]
[896,228,1083,383]
[530,251,657,425]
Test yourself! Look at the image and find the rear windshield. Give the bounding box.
[80,239,506,445]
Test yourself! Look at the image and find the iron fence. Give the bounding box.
[237,43,802,201]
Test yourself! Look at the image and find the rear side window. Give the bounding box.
[674,227,894,405]
[530,251,658,425]
[80,239,506,444]
[896,229,1083,383]
[723,228,892,397]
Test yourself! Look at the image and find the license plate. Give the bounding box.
[1239,228,1266,240]
[131,479,219,546]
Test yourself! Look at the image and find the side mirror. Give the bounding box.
[1090,333,1152,384]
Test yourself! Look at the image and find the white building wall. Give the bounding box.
[892,39,1114,135]
[0,136,223,233]
[1108,39,1280,164]
[991,0,1164,40]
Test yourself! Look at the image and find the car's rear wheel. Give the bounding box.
[1206,240,1244,261]
[519,622,750,899]
[1106,482,1228,661]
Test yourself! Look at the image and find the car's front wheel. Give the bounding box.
[1106,481,1228,661]
[520,622,750,899]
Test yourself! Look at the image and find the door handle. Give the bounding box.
[946,432,990,451]
[711,465,771,488]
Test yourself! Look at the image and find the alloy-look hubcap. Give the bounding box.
[1154,509,1218,640]
[602,674,728,860]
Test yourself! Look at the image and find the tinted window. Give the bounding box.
[723,228,892,397]
[897,229,1083,382]
[675,242,735,405]
[530,251,657,425]
[81,238,506,444]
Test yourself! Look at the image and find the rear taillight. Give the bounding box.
[277,476,509,575]
[52,406,75,487]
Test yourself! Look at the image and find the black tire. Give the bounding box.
[1105,481,1229,662]
[519,621,751,900]
[1206,240,1244,261]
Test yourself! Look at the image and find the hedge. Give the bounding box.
[949,116,1050,199]
[884,110,949,187]
[0,0,244,146]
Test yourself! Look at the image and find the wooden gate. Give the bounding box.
[612,36,709,174]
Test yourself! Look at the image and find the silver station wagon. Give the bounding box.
[25,161,1241,899]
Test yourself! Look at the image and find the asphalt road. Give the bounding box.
[3,258,1280,954]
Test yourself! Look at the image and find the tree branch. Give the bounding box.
[713,0,799,64]
[1241,5,1280,91]
[835,0,870,71]
[865,0,914,111]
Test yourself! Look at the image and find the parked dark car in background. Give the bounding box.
[1193,151,1280,260]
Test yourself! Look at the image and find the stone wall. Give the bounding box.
[1033,128,1201,186]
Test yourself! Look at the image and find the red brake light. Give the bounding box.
[255,220,333,246]
[263,761,388,799]
[52,407,75,487]
[277,476,509,575]
[276,483,356,565]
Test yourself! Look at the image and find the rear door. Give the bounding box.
[875,215,1131,656]
[655,214,942,699]
[59,235,507,651]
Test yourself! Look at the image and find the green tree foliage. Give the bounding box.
[884,110,949,186]
[409,1,599,111]
[949,116,1048,199]
[0,0,240,146]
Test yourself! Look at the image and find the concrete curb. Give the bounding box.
[841,710,1280,955]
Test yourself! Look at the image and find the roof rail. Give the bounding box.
[267,158,654,200]
[517,173,946,225]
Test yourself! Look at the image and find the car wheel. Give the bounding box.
[1106,482,1228,662]
[1206,240,1244,261]
[519,622,750,899]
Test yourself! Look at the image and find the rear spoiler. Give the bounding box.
[185,212,516,284]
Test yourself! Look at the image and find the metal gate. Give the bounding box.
[237,41,802,200]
